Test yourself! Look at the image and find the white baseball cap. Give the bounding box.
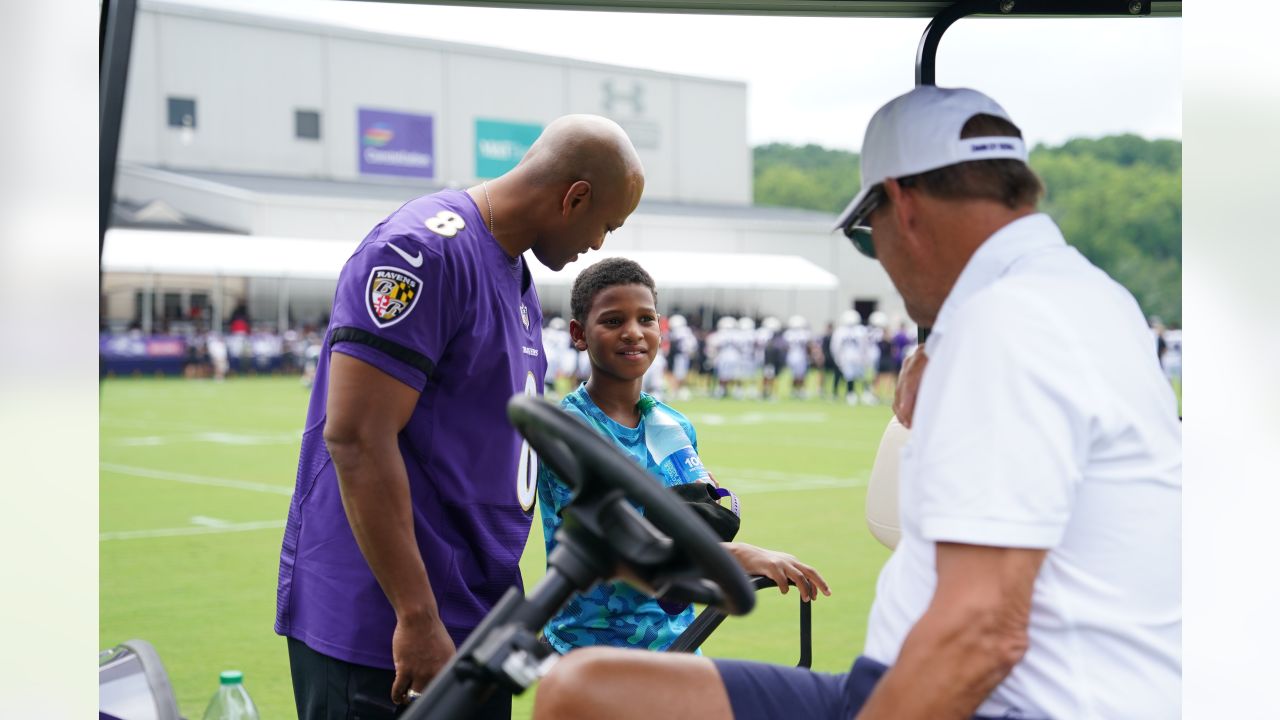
[833,85,1028,234]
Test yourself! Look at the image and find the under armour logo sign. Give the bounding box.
[602,80,645,117]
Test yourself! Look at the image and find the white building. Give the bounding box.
[104,0,904,334]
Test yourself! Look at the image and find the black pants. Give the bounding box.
[287,637,512,720]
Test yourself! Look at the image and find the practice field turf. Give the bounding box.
[100,376,897,718]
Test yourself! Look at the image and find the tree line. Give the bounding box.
[753,135,1182,325]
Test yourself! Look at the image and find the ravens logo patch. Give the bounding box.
[365,266,422,328]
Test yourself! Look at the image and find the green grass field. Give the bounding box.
[100,375,891,718]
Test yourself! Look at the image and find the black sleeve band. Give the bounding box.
[329,326,436,379]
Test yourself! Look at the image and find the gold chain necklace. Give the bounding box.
[481,181,495,235]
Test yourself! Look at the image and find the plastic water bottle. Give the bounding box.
[640,396,711,485]
[201,670,259,720]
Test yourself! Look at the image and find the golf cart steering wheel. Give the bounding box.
[508,395,755,616]
[399,397,757,720]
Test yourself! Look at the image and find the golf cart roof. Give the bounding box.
[358,0,1181,18]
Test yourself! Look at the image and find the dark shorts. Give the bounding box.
[713,655,882,719]
[713,655,1013,720]
[287,637,511,720]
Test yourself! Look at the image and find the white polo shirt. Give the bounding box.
[863,213,1182,719]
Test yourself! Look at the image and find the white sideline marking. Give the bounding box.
[115,436,167,446]
[190,515,232,528]
[688,412,830,427]
[713,467,866,494]
[100,463,293,496]
[195,431,303,446]
[100,519,285,541]
[112,431,303,447]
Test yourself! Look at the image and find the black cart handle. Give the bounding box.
[665,575,812,668]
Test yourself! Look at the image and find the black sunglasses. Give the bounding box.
[841,177,917,260]
[841,184,886,259]
[846,226,875,259]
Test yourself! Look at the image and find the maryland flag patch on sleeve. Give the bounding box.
[365,266,422,328]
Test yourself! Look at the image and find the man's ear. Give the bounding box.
[561,180,592,217]
[569,318,588,350]
[884,177,922,250]
[883,178,911,229]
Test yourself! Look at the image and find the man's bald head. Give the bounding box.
[480,115,644,271]
[519,114,644,198]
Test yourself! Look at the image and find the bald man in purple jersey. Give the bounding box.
[274,115,644,720]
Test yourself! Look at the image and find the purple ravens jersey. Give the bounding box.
[275,189,546,669]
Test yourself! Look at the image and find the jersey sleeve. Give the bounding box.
[910,290,1092,549]
[327,230,461,392]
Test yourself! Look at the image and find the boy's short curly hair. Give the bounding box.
[570,257,658,324]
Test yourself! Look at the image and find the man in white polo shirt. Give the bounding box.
[531,86,1181,720]
[841,85,1182,719]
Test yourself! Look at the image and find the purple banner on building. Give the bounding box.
[358,108,435,179]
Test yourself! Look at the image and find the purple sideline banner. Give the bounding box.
[358,108,435,179]
[100,334,189,376]
[99,334,187,359]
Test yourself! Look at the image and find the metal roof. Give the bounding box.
[530,249,839,288]
[143,167,840,224]
[102,228,840,289]
[110,197,247,234]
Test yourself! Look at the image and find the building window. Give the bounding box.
[162,292,183,322]
[133,290,150,326]
[167,97,196,129]
[295,109,321,140]
[190,292,210,321]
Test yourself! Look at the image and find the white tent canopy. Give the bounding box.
[529,250,837,289]
[103,229,839,290]
[102,229,360,280]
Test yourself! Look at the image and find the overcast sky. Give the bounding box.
[166,0,1182,152]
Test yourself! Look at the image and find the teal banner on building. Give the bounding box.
[475,119,542,178]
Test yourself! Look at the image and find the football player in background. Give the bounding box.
[665,313,698,401]
[783,315,812,399]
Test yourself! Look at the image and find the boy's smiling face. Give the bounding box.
[571,283,660,383]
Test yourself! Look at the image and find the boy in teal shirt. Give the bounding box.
[537,257,830,653]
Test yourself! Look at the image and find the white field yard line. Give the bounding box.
[713,467,867,493]
[100,519,285,541]
[98,464,860,541]
[687,412,832,427]
[100,462,293,496]
[109,430,303,447]
[99,464,294,541]
[98,415,220,433]
[100,415,293,435]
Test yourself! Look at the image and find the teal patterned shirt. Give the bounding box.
[537,384,702,653]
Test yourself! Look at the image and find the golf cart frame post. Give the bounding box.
[914,0,1153,86]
